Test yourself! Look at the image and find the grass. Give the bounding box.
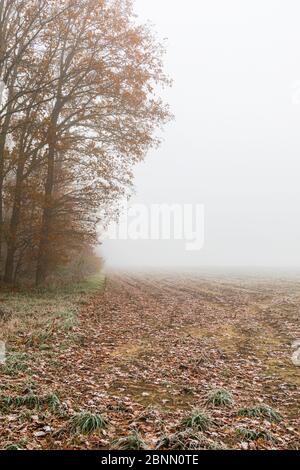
[2,352,29,376]
[208,441,228,450]
[0,393,61,411]
[111,431,147,450]
[156,431,199,450]
[53,274,106,296]
[26,330,53,348]
[5,444,23,450]
[206,388,234,408]
[47,393,61,412]
[1,394,42,409]
[237,405,282,423]
[0,273,105,343]
[70,411,108,435]
[182,409,212,431]
[156,430,226,451]
[236,427,275,443]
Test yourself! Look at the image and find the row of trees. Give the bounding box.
[0,0,170,285]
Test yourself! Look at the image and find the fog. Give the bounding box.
[102,0,300,269]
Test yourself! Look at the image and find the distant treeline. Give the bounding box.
[0,0,170,285]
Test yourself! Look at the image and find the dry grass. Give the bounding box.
[0,274,105,344]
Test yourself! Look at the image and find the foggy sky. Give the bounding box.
[102,0,300,269]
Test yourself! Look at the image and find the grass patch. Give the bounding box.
[156,431,200,450]
[206,389,234,408]
[0,273,105,356]
[26,330,53,348]
[112,431,147,450]
[1,394,42,409]
[70,411,108,435]
[5,444,23,451]
[52,274,106,296]
[236,427,275,443]
[182,409,212,431]
[47,393,61,412]
[156,429,226,450]
[237,405,282,423]
[2,352,29,376]
[0,393,61,411]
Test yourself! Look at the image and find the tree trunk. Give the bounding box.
[0,115,9,274]
[3,154,25,283]
[0,77,16,277]
[35,114,58,286]
[0,136,4,272]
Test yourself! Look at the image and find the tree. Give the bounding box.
[0,0,172,285]
[0,0,76,274]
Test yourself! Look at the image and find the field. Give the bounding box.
[0,271,299,450]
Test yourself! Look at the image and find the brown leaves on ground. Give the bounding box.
[0,271,300,449]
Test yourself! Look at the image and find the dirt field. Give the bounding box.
[1,271,300,449]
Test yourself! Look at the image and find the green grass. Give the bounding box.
[26,330,53,348]
[156,431,197,450]
[206,389,234,408]
[112,431,147,450]
[156,430,226,451]
[70,411,108,435]
[0,393,61,411]
[236,427,275,443]
[237,405,282,423]
[4,438,27,450]
[51,274,106,296]
[47,393,61,412]
[182,409,212,431]
[5,444,23,450]
[2,352,29,376]
[0,273,105,345]
[1,394,42,409]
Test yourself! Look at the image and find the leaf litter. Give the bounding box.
[0,271,299,449]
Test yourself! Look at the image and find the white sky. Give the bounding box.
[102,0,300,268]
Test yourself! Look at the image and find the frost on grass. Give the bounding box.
[182,409,212,431]
[236,427,276,443]
[70,411,108,435]
[0,393,61,412]
[206,388,234,408]
[2,352,29,375]
[237,405,282,423]
[111,431,147,450]
[0,273,299,450]
[156,429,226,450]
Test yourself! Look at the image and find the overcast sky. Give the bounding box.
[102,0,300,269]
